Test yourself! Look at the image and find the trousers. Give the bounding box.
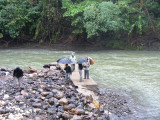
[65,73,70,80]
[79,70,82,82]
[71,64,75,72]
[84,70,89,79]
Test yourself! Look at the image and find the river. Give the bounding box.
[0,49,160,119]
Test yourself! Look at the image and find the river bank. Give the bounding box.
[0,65,137,120]
[1,42,111,51]
[1,39,160,51]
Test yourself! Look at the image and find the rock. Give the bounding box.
[71,108,78,115]
[62,113,71,119]
[57,106,64,113]
[38,72,45,77]
[77,109,85,115]
[63,105,72,111]
[0,101,5,106]
[71,115,83,120]
[32,103,42,108]
[47,107,57,114]
[35,117,43,120]
[58,98,68,105]
[3,94,9,100]
[33,99,41,103]
[47,71,56,76]
[28,73,37,78]
[8,113,23,120]
[68,104,76,109]
[42,105,48,110]
[0,109,7,114]
[55,91,64,99]
[21,90,29,97]
[38,88,43,93]
[40,85,47,90]
[15,96,23,103]
[50,66,56,70]
[5,72,10,76]
[48,97,55,105]
[52,76,59,80]
[41,92,50,96]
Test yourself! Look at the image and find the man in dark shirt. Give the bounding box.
[64,64,72,80]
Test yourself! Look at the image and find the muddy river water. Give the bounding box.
[0,49,160,119]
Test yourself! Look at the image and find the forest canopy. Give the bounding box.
[0,0,160,49]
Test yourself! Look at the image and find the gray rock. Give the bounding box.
[57,106,64,113]
[68,104,76,109]
[0,109,9,114]
[48,97,55,105]
[32,103,42,108]
[47,107,57,114]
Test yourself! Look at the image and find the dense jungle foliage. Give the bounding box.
[0,0,160,49]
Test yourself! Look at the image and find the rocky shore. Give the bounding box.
[0,65,136,120]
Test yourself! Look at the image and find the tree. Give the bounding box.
[0,0,40,39]
[83,1,123,38]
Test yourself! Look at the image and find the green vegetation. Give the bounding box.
[0,0,160,49]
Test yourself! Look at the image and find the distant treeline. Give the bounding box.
[0,0,160,49]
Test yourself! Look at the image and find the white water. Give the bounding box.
[0,49,160,119]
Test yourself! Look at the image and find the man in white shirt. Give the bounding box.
[70,52,76,72]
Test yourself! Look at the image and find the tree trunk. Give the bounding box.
[143,7,160,40]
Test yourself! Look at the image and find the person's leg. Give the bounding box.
[68,73,70,80]
[65,73,68,80]
[87,70,89,79]
[73,64,75,71]
[79,70,82,82]
[18,77,20,87]
[84,70,86,79]
[71,64,74,72]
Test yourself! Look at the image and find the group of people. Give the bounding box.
[64,53,90,82]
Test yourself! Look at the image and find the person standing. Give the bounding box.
[84,58,90,79]
[78,64,83,82]
[70,52,76,72]
[64,64,72,80]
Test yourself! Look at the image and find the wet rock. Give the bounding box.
[41,92,50,96]
[62,113,71,119]
[3,94,9,100]
[0,109,9,114]
[57,106,64,113]
[64,105,72,111]
[47,71,56,76]
[33,99,41,103]
[35,117,43,120]
[71,108,78,115]
[32,103,42,108]
[77,109,85,115]
[37,88,43,93]
[48,97,55,105]
[58,98,68,105]
[21,90,29,97]
[71,115,83,120]
[47,107,57,114]
[42,105,48,110]
[0,101,5,106]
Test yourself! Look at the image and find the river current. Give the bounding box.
[0,49,160,119]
